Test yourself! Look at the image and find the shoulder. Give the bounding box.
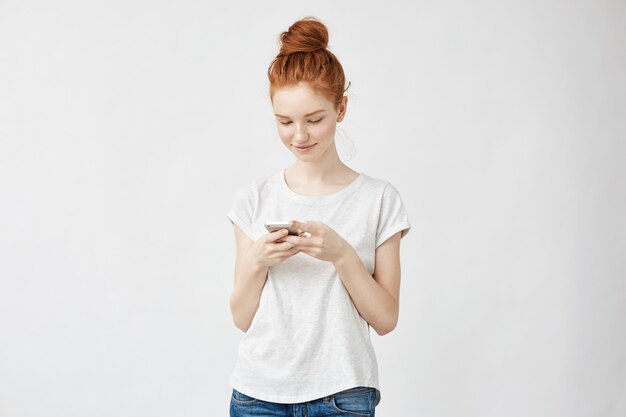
[362,174,411,246]
[358,172,404,198]
[231,170,278,198]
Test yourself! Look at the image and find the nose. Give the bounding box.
[293,124,310,143]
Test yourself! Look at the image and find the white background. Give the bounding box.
[1,1,625,416]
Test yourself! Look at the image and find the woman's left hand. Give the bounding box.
[281,220,350,264]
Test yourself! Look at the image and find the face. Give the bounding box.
[272,82,347,161]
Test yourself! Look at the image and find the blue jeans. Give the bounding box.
[230,386,381,417]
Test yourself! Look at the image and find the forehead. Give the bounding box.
[272,83,332,115]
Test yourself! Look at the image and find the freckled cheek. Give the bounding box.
[315,123,335,140]
[277,126,292,144]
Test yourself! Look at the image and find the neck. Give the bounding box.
[288,143,348,183]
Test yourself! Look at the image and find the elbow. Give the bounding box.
[374,300,399,336]
[233,319,250,333]
[373,297,400,336]
[229,295,254,333]
[229,296,251,333]
[231,312,251,333]
[375,322,397,336]
[374,315,398,336]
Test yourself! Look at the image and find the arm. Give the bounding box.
[228,223,268,332]
[228,224,299,331]
[333,231,402,336]
[279,219,404,336]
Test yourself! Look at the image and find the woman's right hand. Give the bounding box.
[250,228,301,268]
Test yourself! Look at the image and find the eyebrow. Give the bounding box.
[274,109,325,118]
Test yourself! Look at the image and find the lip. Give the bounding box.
[294,144,317,152]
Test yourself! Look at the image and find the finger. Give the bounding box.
[290,220,314,233]
[277,241,296,251]
[278,245,300,258]
[267,228,289,242]
[279,249,300,262]
[283,235,315,247]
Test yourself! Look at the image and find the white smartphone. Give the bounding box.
[264,221,300,236]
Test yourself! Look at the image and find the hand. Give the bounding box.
[282,220,350,264]
[250,228,301,268]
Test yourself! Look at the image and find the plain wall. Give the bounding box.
[1,1,625,416]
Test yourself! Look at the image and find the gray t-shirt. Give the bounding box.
[226,169,411,404]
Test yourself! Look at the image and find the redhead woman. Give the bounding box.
[226,16,411,417]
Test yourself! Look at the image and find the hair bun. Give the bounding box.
[278,16,329,56]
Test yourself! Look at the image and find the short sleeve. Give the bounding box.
[376,182,411,248]
[226,184,256,241]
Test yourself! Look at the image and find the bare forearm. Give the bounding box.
[333,248,398,335]
[229,254,268,332]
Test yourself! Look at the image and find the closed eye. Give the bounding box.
[279,118,323,125]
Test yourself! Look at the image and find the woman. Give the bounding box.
[226,16,411,417]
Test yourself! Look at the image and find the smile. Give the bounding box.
[294,144,317,152]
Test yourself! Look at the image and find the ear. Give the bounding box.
[336,96,348,122]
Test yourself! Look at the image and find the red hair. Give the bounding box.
[267,16,351,112]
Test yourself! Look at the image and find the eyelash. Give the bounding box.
[280,118,323,125]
